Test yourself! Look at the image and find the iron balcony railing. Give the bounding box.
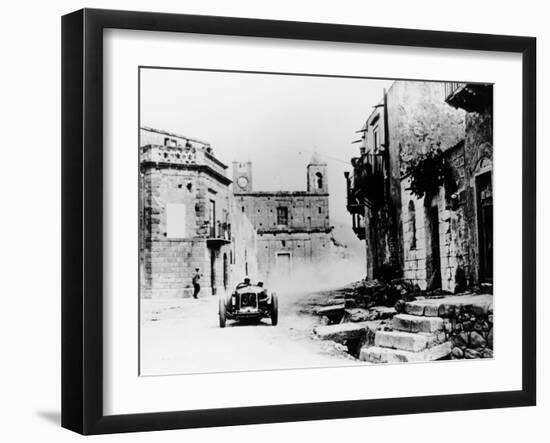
[209,222,231,241]
[348,153,386,209]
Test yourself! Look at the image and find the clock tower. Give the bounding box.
[232,161,253,193]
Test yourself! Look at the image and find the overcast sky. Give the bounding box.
[140,68,393,237]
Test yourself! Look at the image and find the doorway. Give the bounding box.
[210,249,217,295]
[476,172,493,282]
[427,204,441,290]
[275,252,292,277]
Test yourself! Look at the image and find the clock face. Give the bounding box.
[237,176,249,188]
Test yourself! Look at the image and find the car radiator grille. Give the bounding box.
[240,293,258,309]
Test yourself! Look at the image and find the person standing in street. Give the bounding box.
[192,268,201,299]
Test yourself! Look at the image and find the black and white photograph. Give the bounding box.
[139,69,494,376]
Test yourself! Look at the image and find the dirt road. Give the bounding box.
[140,290,359,376]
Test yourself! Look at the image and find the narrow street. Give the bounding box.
[140,290,359,376]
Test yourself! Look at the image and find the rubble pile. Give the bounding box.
[311,280,493,363]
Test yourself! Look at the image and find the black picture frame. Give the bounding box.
[61,8,537,435]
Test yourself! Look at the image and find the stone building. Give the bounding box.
[233,155,334,284]
[346,81,492,293]
[139,127,258,298]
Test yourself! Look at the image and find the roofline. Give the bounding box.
[140,126,211,147]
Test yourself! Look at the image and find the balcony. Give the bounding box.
[346,153,386,210]
[207,222,231,247]
[351,213,366,240]
[445,82,492,113]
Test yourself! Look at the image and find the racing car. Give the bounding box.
[219,280,278,328]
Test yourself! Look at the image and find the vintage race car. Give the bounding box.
[219,283,278,328]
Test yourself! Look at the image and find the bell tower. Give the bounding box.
[232,161,253,193]
[307,152,327,194]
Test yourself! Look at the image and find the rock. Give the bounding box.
[481,348,494,358]
[374,330,441,352]
[438,304,456,318]
[469,331,486,348]
[314,321,381,343]
[487,328,493,348]
[464,348,481,359]
[392,314,444,333]
[394,299,406,313]
[471,302,490,316]
[344,298,356,309]
[370,306,396,319]
[315,304,346,324]
[453,332,469,348]
[343,308,372,323]
[360,342,452,363]
[451,347,464,359]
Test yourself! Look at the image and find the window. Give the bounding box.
[373,126,380,151]
[408,200,417,250]
[316,172,323,189]
[277,206,288,225]
[241,206,245,213]
[318,207,322,214]
[209,200,216,237]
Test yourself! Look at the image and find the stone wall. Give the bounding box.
[255,231,333,284]
[140,135,245,298]
[235,193,330,232]
[440,302,494,359]
[235,188,332,285]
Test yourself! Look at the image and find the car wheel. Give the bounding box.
[270,292,278,326]
[219,297,226,328]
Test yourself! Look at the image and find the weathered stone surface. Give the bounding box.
[452,331,469,349]
[314,321,381,343]
[464,348,481,359]
[343,308,372,323]
[374,330,440,352]
[359,341,452,363]
[404,294,494,318]
[404,302,426,316]
[392,314,444,333]
[370,306,397,319]
[469,331,487,349]
[451,346,464,359]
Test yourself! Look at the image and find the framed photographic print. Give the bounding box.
[61,8,536,435]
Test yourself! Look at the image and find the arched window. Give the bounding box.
[408,200,417,250]
[315,172,323,189]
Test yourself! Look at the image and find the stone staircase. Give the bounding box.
[360,302,452,363]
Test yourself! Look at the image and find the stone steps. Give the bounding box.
[360,342,452,363]
[402,294,493,318]
[392,313,444,333]
[374,330,445,352]
[313,320,381,343]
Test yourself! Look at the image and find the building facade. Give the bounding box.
[233,155,334,284]
[139,127,258,298]
[346,81,493,293]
